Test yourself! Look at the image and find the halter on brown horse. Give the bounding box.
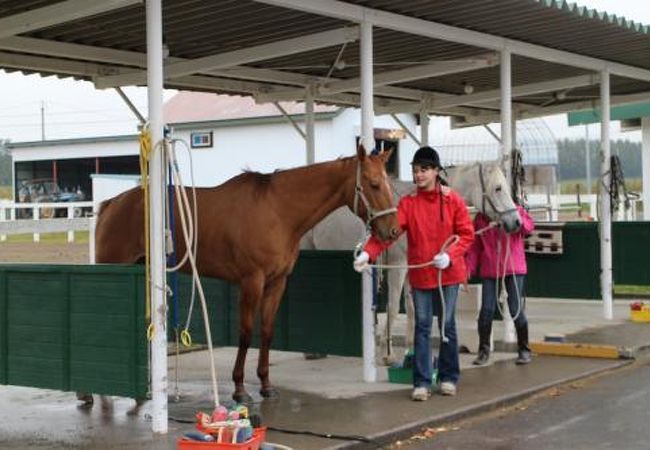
[95,145,399,403]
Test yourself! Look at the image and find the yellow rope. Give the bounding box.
[139,126,153,340]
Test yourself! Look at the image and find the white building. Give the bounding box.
[8,92,419,201]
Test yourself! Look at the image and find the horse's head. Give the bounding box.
[351,145,400,241]
[477,163,521,233]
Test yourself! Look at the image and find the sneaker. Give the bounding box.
[439,381,457,396]
[411,386,430,401]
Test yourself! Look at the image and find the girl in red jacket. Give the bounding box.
[354,146,474,401]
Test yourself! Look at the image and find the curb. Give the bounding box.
[326,358,632,450]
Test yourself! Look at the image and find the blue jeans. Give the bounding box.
[478,275,528,330]
[412,285,460,388]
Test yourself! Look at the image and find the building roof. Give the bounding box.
[163,91,338,123]
[568,102,650,126]
[1,0,650,126]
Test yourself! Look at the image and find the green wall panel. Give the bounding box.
[0,265,147,398]
[613,222,650,286]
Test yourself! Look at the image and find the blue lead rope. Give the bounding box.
[168,168,179,330]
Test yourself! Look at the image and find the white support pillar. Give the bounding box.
[146,0,168,433]
[500,49,513,185]
[305,88,315,165]
[360,20,376,383]
[419,108,429,147]
[500,49,515,344]
[360,21,375,153]
[642,117,650,220]
[600,71,613,320]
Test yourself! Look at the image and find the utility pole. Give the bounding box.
[585,124,591,194]
[40,101,45,141]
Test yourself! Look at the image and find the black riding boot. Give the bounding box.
[473,322,492,366]
[515,324,532,365]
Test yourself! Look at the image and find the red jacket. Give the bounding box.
[364,185,475,289]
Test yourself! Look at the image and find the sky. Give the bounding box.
[0,0,649,144]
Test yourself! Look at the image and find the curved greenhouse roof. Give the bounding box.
[432,118,559,166]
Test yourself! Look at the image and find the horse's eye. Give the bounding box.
[370,181,380,189]
[495,186,503,192]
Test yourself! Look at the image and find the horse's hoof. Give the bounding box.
[259,386,279,399]
[126,398,146,416]
[232,390,254,404]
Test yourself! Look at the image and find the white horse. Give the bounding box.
[300,162,520,364]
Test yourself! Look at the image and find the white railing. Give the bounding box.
[0,201,93,242]
[526,193,640,221]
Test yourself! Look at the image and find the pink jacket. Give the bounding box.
[465,205,534,279]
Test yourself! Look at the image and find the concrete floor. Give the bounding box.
[0,297,643,450]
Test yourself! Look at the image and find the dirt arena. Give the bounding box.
[0,242,89,264]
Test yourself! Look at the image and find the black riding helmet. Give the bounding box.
[411,146,442,169]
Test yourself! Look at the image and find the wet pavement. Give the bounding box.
[1,298,649,449]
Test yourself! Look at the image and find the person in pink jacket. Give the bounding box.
[465,204,534,365]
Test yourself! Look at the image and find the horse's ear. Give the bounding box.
[380,148,393,164]
[356,144,367,161]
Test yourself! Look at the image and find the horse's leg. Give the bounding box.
[257,276,288,399]
[383,266,406,366]
[404,277,415,353]
[232,273,264,404]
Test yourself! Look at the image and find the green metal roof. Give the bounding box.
[567,102,650,126]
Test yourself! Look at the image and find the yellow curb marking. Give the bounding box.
[530,342,620,359]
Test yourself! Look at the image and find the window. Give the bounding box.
[190,131,213,149]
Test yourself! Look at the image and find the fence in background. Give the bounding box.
[0,201,93,242]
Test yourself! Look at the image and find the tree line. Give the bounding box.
[556,138,642,181]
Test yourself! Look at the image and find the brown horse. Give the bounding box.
[95,146,399,403]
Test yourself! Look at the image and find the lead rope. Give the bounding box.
[494,229,523,322]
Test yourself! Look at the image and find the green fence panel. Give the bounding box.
[526,222,600,299]
[0,265,147,398]
[0,251,362,395]
[613,222,650,286]
[0,270,5,384]
[170,251,362,356]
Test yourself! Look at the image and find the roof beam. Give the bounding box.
[94,26,360,88]
[255,54,498,102]
[0,0,142,39]
[453,91,650,127]
[320,53,498,95]
[255,0,650,83]
[0,52,276,96]
[432,74,600,110]
[0,36,432,102]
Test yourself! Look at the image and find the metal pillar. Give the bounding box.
[642,118,650,220]
[600,71,613,320]
[360,20,376,383]
[305,88,315,165]
[500,49,515,344]
[146,0,168,433]
[419,108,429,147]
[360,21,375,153]
[500,49,513,185]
